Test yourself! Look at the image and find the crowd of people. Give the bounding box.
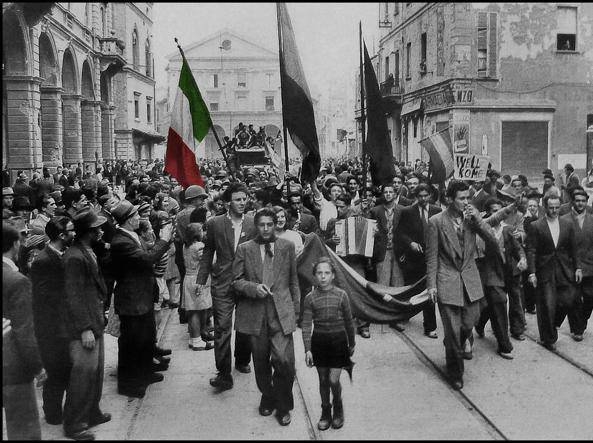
[2,155,592,439]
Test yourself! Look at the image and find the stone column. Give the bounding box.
[3,76,43,172]
[93,100,103,163]
[81,99,100,164]
[101,103,115,161]
[40,86,64,167]
[61,94,83,165]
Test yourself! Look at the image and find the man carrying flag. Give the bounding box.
[164,41,211,188]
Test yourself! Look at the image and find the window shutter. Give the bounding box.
[488,12,498,77]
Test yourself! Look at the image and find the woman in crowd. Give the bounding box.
[272,205,304,256]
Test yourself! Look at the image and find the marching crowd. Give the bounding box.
[2,156,593,440]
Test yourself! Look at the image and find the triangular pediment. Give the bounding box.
[166,29,277,61]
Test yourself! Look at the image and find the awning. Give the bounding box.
[132,128,166,144]
[401,99,422,117]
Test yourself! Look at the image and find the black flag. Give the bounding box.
[277,3,321,183]
[363,43,396,185]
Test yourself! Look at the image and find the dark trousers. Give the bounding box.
[249,304,295,413]
[507,275,526,335]
[211,291,251,377]
[38,337,72,421]
[522,272,536,312]
[2,381,41,440]
[536,279,579,344]
[554,284,585,335]
[118,311,156,388]
[582,277,593,330]
[437,292,481,382]
[477,287,513,353]
[63,337,104,433]
[405,269,437,332]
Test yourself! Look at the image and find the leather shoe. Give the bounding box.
[541,342,557,351]
[88,413,111,427]
[154,346,172,356]
[152,361,169,372]
[118,385,146,398]
[276,411,291,426]
[65,428,95,441]
[259,406,274,416]
[359,329,371,339]
[210,374,233,391]
[451,379,463,390]
[235,363,251,374]
[155,355,171,365]
[144,372,164,384]
[498,350,514,360]
[424,330,438,339]
[389,322,405,332]
[511,333,526,341]
[572,333,583,342]
[201,332,215,342]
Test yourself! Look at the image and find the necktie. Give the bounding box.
[262,243,274,287]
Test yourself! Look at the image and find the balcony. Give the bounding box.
[98,37,126,75]
[380,75,403,110]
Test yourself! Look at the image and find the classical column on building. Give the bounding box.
[101,103,116,161]
[61,94,83,165]
[93,100,103,163]
[81,99,102,164]
[40,86,64,168]
[3,75,43,172]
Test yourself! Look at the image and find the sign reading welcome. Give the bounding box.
[454,154,490,181]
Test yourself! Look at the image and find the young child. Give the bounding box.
[183,222,213,350]
[301,257,355,431]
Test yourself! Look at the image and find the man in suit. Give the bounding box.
[371,183,406,331]
[110,200,174,398]
[526,194,583,350]
[395,183,442,338]
[62,209,111,440]
[30,216,75,425]
[560,188,592,338]
[475,198,527,359]
[471,180,490,212]
[3,221,46,440]
[559,163,580,203]
[559,185,593,216]
[426,180,493,390]
[198,183,256,391]
[232,208,300,427]
[286,191,320,235]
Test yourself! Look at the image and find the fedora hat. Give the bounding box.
[111,200,139,224]
[73,208,106,231]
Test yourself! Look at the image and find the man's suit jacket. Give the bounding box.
[426,208,494,306]
[111,229,170,316]
[395,203,442,274]
[370,203,404,263]
[561,212,593,277]
[63,241,108,339]
[526,217,580,286]
[2,262,43,386]
[559,202,593,216]
[232,238,300,336]
[286,212,319,235]
[30,245,69,341]
[472,189,491,212]
[476,226,526,293]
[197,214,256,296]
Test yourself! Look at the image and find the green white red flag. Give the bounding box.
[164,56,210,188]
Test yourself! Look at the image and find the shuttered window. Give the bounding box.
[477,12,497,77]
[501,121,548,182]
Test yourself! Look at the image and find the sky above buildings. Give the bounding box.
[152,3,380,97]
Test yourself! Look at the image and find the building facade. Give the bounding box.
[161,29,299,159]
[2,2,161,181]
[370,2,593,180]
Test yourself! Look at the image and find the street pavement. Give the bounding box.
[6,303,593,440]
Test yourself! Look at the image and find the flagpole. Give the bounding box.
[174,38,236,182]
[359,23,367,188]
[276,3,291,195]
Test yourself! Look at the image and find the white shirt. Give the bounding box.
[277,229,304,256]
[227,213,244,252]
[546,216,560,248]
[259,241,275,261]
[316,195,337,232]
[119,227,142,247]
[3,256,19,272]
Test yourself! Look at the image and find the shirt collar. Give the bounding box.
[227,212,245,224]
[2,256,19,272]
[572,207,586,218]
[47,243,64,257]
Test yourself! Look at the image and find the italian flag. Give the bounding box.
[164,57,211,188]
